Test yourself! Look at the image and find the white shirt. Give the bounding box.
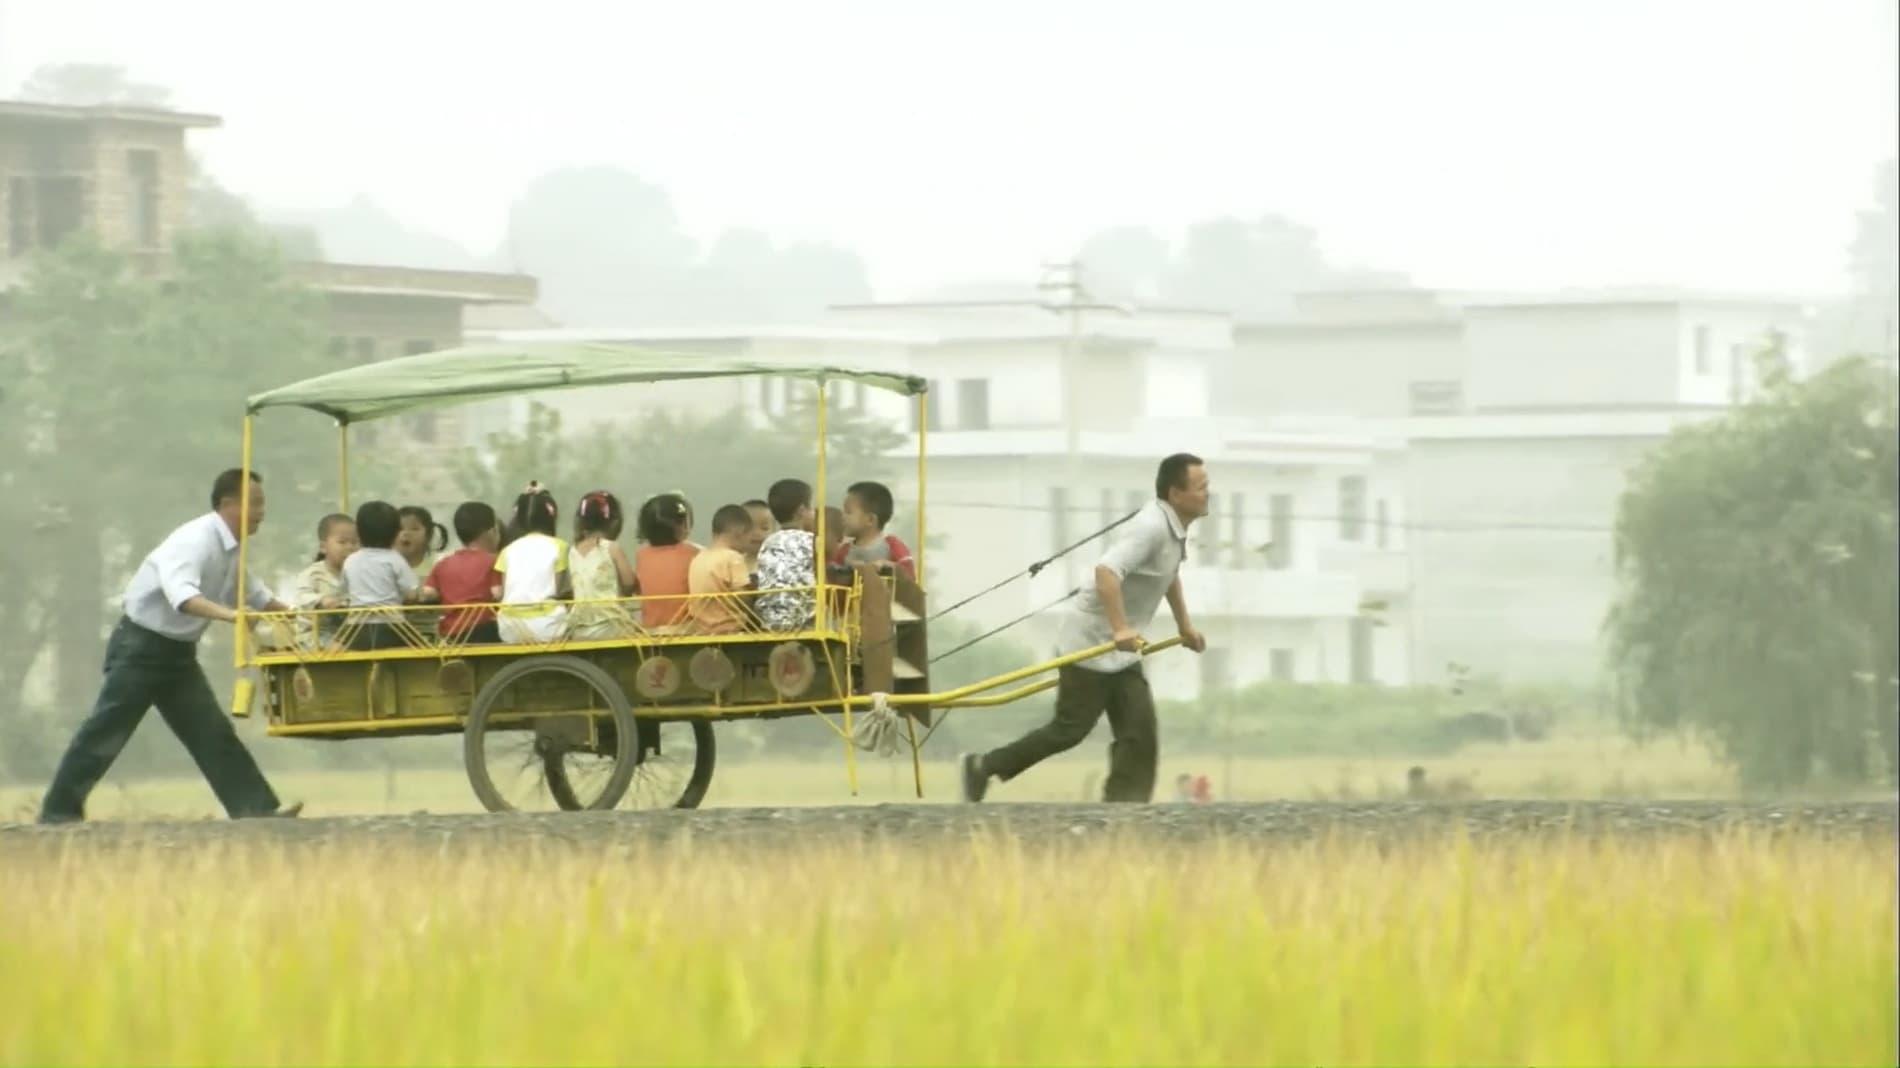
[495,533,568,618]
[1053,499,1189,673]
[122,512,275,643]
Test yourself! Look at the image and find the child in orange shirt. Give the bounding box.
[687,504,757,635]
[633,492,698,629]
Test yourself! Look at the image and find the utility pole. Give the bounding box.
[1037,259,1088,461]
[1037,260,1133,586]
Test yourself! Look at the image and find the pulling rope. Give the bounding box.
[929,587,1081,665]
[922,507,1140,626]
[856,506,1144,660]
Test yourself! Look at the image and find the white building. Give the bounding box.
[474,301,1415,697]
[1234,288,1813,684]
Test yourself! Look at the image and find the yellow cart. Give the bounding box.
[232,342,1178,812]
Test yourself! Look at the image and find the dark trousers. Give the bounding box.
[39,619,281,823]
[349,622,414,651]
[449,620,501,644]
[982,664,1159,802]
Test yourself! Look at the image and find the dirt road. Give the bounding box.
[3,800,1893,856]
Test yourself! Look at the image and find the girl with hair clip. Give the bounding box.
[396,505,449,584]
[491,481,571,644]
[567,490,637,640]
[633,491,699,630]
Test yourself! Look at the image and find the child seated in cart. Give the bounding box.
[633,493,698,631]
[493,482,570,644]
[290,513,358,648]
[833,480,915,581]
[755,480,851,631]
[755,478,817,631]
[687,504,758,635]
[568,491,636,640]
[425,501,503,644]
[343,500,435,649]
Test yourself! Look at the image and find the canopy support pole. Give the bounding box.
[234,415,254,674]
[815,380,828,634]
[337,422,350,511]
[916,390,927,588]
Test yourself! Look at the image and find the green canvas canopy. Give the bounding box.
[245,341,930,424]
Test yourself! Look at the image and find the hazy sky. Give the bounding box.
[3,0,1894,298]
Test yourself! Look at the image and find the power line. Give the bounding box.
[913,498,1615,535]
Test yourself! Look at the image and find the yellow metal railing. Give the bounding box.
[244,582,851,667]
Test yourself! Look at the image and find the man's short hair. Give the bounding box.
[766,479,812,525]
[211,468,262,509]
[845,481,895,529]
[711,503,754,536]
[1154,453,1204,500]
[742,498,770,512]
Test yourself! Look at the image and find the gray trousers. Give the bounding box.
[982,664,1159,802]
[39,619,280,822]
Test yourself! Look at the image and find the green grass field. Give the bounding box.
[1,829,1891,1065]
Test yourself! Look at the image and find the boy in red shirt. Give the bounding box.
[424,501,502,643]
[832,480,915,581]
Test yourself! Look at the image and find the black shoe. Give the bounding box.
[960,753,989,803]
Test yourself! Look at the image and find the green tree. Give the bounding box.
[1606,350,1899,790]
[2,229,334,777]
[17,62,173,107]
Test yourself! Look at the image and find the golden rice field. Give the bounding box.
[1,827,1892,1066]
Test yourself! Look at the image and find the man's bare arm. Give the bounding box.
[1095,565,1144,651]
[1166,574,1207,653]
[1095,565,1130,631]
[1165,574,1191,630]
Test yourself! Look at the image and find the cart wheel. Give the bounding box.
[547,719,715,811]
[632,720,716,810]
[464,655,637,814]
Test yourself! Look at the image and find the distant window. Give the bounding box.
[1126,488,1146,517]
[405,339,434,357]
[1229,492,1247,568]
[127,149,160,248]
[1338,477,1367,542]
[957,379,990,430]
[1048,485,1069,556]
[1693,324,1712,375]
[34,176,84,249]
[1408,380,1464,415]
[1099,488,1115,530]
[1267,493,1293,570]
[1269,648,1295,682]
[1349,617,1375,684]
[1200,647,1231,696]
[852,381,867,413]
[758,377,772,413]
[409,412,438,444]
[6,177,32,256]
[328,336,348,360]
[1729,343,1747,403]
[354,337,377,363]
[1375,499,1390,549]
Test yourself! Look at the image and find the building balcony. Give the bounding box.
[1178,565,1362,619]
